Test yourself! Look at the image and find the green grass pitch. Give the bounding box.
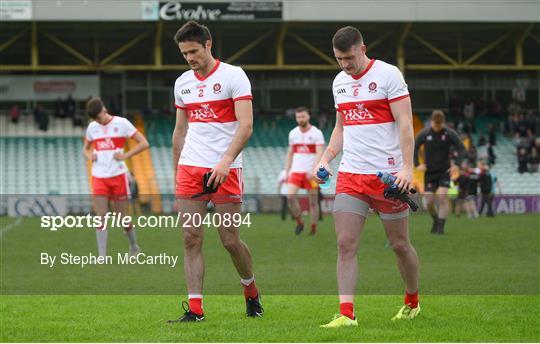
[1,213,539,342]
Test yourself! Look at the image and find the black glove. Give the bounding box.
[383,186,419,212]
[191,172,219,199]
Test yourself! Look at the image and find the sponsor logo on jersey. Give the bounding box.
[181,89,191,95]
[337,88,346,94]
[427,135,432,141]
[213,83,222,94]
[95,138,117,150]
[296,145,313,153]
[189,103,218,120]
[342,103,374,122]
[368,82,377,93]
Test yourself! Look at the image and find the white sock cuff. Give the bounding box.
[240,275,255,286]
[188,294,203,299]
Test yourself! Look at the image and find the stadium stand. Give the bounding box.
[0,115,89,195]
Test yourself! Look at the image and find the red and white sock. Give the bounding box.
[404,290,419,308]
[188,294,203,315]
[340,302,355,320]
[241,276,259,299]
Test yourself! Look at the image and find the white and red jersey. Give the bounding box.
[85,116,138,178]
[174,60,252,168]
[333,59,409,174]
[289,125,325,173]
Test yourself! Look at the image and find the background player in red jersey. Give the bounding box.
[169,21,263,322]
[284,107,325,235]
[314,27,420,327]
[83,97,149,257]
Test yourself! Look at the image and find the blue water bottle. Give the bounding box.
[376,171,397,185]
[317,167,331,189]
[376,171,417,194]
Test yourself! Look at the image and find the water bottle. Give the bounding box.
[377,171,417,194]
[316,167,331,189]
[376,171,397,185]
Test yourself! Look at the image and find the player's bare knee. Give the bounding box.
[390,240,411,256]
[183,231,203,252]
[337,237,357,257]
[221,239,241,253]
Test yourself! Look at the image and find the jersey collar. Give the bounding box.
[99,115,114,126]
[351,59,375,80]
[299,124,312,133]
[194,59,221,81]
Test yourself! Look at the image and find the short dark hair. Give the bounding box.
[332,26,363,52]
[86,97,105,119]
[174,20,212,46]
[295,106,310,114]
[431,109,446,123]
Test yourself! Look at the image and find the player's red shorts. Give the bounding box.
[176,164,243,204]
[335,172,408,213]
[92,173,130,201]
[288,172,317,190]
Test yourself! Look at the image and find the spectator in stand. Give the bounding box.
[449,93,462,118]
[65,94,76,119]
[34,106,49,131]
[525,110,537,136]
[507,97,521,116]
[517,146,529,174]
[487,142,496,166]
[516,113,530,138]
[9,105,20,124]
[463,99,475,121]
[491,97,503,117]
[505,113,519,136]
[487,123,497,146]
[529,147,539,173]
[476,96,486,117]
[54,97,65,118]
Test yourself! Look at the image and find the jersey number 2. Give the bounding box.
[198,89,204,97]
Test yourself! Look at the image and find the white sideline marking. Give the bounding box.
[0,218,23,239]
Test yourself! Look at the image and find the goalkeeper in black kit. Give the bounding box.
[414,110,465,234]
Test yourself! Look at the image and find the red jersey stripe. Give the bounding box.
[184,98,237,123]
[388,94,410,103]
[233,95,253,102]
[337,98,395,126]
[292,143,317,153]
[92,137,127,151]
